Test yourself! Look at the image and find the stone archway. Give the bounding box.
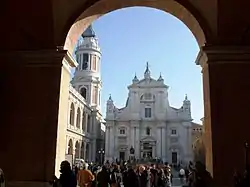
[3,0,250,186]
[62,0,210,55]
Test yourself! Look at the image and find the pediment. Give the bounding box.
[128,78,168,88]
[140,136,156,142]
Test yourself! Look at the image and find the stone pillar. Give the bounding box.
[162,127,166,161]
[0,50,77,187]
[105,126,109,160]
[84,142,87,160]
[110,126,115,161]
[130,126,135,152]
[91,113,97,162]
[197,46,250,187]
[84,112,88,132]
[135,126,140,158]
[156,127,161,158]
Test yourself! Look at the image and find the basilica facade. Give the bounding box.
[105,65,193,164]
[66,25,105,163]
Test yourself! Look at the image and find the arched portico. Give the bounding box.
[2,1,250,187]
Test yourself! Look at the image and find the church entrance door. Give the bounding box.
[172,152,177,164]
[119,152,125,161]
[142,143,153,159]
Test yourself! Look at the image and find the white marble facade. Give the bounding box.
[105,63,193,165]
[66,25,104,163]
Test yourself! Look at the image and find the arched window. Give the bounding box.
[82,112,86,131]
[146,127,151,135]
[81,142,85,159]
[75,141,80,159]
[140,93,153,101]
[68,139,73,155]
[76,108,81,128]
[69,103,75,126]
[80,87,87,99]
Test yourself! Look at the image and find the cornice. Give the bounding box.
[1,49,78,68]
[196,45,250,67]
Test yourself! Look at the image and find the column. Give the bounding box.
[105,126,109,160]
[130,126,135,151]
[91,113,97,162]
[135,127,140,158]
[197,46,250,187]
[110,126,115,161]
[80,110,83,132]
[85,112,88,132]
[187,125,193,163]
[156,128,161,158]
[88,143,92,162]
[84,142,87,160]
[162,127,166,161]
[0,50,77,187]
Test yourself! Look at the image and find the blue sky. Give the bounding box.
[80,7,203,123]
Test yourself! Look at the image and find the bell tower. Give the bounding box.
[71,25,102,110]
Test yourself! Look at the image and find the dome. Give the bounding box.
[77,25,101,53]
[81,25,96,38]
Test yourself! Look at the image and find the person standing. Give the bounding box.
[52,161,77,187]
[78,163,95,187]
[97,166,110,187]
[0,168,5,187]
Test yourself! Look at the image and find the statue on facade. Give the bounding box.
[130,146,135,155]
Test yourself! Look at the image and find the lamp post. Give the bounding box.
[98,149,105,164]
[245,141,249,168]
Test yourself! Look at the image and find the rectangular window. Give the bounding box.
[83,53,89,62]
[145,108,152,118]
[82,54,89,70]
[120,129,125,134]
[171,129,177,135]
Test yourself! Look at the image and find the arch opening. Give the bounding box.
[68,139,73,155]
[63,0,208,55]
[69,103,75,126]
[76,107,81,128]
[75,141,80,159]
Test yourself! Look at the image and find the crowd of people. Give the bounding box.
[51,160,217,187]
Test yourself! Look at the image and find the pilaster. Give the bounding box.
[0,49,77,186]
[196,45,250,187]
